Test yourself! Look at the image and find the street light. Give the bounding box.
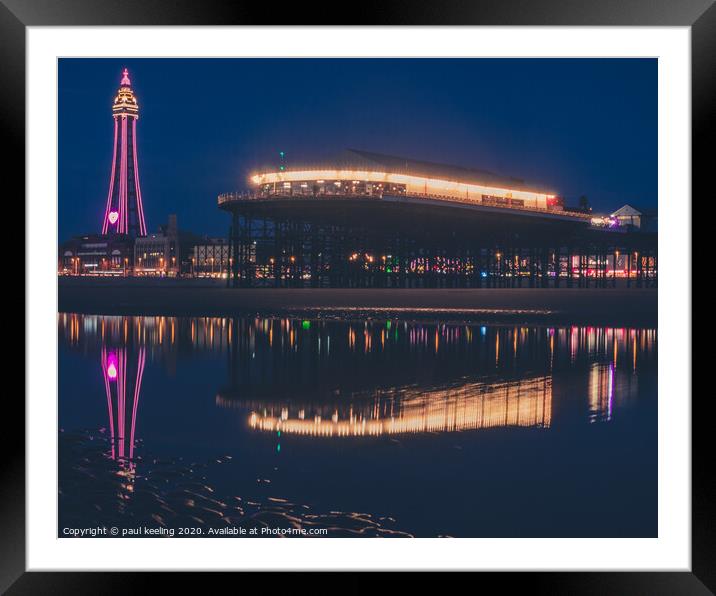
[614,250,620,283]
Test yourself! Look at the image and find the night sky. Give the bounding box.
[58,58,656,241]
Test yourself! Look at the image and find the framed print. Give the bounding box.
[6,0,709,591]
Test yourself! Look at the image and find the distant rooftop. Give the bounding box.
[611,204,657,218]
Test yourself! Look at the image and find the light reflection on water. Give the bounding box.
[58,313,657,537]
[243,375,553,438]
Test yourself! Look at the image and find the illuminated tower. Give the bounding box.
[101,68,148,237]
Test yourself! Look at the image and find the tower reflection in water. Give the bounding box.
[100,345,146,472]
[58,313,657,537]
[58,313,656,447]
[61,314,159,476]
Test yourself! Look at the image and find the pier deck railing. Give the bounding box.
[218,189,596,222]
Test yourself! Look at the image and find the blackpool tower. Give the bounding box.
[101,68,148,237]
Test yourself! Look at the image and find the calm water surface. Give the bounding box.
[58,313,657,537]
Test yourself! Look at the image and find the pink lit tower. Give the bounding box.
[101,68,148,237]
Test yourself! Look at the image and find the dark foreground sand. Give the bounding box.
[58,277,657,327]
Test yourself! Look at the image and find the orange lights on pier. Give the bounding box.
[250,168,556,208]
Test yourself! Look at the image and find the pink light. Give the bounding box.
[108,211,119,225]
[107,352,118,380]
[117,351,125,459]
[101,348,116,459]
[121,68,131,86]
[102,118,119,234]
[129,348,146,461]
[132,118,147,235]
[119,117,128,233]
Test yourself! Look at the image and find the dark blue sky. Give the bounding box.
[58,58,656,241]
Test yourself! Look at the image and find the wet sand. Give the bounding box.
[58,277,657,327]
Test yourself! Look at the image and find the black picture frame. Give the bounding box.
[5,0,707,591]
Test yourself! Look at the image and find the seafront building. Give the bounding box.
[59,234,133,276]
[610,205,658,231]
[61,214,197,277]
[191,238,231,278]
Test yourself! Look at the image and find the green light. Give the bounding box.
[277,443,281,452]
[277,430,281,437]
[302,320,311,330]
[279,165,285,171]
[279,151,285,158]
[386,320,391,330]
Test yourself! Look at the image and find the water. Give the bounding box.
[58,313,657,537]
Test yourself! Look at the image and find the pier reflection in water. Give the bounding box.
[58,313,657,537]
[242,375,553,437]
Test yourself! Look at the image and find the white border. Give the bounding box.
[27,27,690,571]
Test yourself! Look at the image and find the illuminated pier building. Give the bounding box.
[219,150,657,288]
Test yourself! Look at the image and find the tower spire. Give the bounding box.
[101,68,147,237]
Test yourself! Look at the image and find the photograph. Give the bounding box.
[56,57,659,540]
[6,4,705,585]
